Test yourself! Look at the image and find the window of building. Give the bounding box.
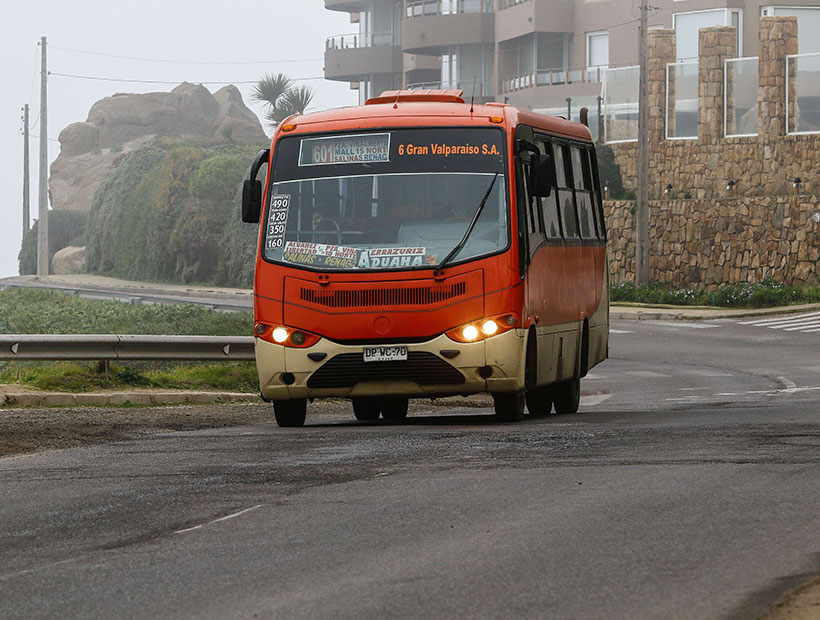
[761,6,820,54]
[673,9,741,60]
[587,31,609,69]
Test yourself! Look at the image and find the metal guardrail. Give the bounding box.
[0,335,255,361]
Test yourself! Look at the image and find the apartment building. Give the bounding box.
[324,0,820,115]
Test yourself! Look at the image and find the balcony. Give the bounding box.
[495,0,574,42]
[500,66,605,94]
[325,32,403,81]
[324,0,366,12]
[402,1,494,55]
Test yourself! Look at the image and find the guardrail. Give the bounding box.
[0,335,255,361]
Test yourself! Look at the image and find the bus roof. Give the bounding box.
[278,90,592,142]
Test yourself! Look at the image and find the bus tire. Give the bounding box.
[526,385,553,417]
[352,397,381,421]
[381,397,409,422]
[273,399,307,427]
[493,390,525,422]
[552,378,580,414]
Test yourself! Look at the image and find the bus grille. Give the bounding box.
[300,282,466,309]
[306,352,466,389]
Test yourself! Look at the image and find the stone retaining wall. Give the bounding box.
[606,196,820,287]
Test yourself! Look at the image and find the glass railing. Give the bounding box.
[498,0,531,8]
[787,51,820,135]
[602,65,639,143]
[666,60,699,140]
[405,0,493,18]
[724,57,759,137]
[500,66,605,93]
[326,31,399,50]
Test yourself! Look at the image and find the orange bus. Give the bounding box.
[241,89,608,427]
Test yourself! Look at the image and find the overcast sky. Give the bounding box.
[1,0,357,278]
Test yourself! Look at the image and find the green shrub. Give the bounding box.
[18,210,88,275]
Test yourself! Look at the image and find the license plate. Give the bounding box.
[363,346,408,362]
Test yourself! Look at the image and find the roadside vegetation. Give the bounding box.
[611,278,820,308]
[0,288,254,393]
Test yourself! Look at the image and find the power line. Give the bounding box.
[48,71,326,85]
[50,44,322,65]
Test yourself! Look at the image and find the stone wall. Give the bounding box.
[606,196,820,287]
[612,18,817,200]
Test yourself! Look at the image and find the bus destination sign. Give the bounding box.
[299,133,391,166]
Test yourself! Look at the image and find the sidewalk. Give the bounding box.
[0,386,260,408]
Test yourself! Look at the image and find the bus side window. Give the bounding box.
[553,143,579,239]
[571,146,596,240]
[518,154,543,257]
[535,137,561,240]
[588,146,607,240]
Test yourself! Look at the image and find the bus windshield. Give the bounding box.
[263,127,508,271]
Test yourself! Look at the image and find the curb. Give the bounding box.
[0,391,261,408]
[610,302,820,321]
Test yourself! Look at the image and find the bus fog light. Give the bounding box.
[504,315,516,326]
[255,323,268,336]
[291,331,306,345]
[272,327,289,343]
[481,320,498,336]
[462,325,479,341]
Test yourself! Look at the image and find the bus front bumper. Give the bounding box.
[256,329,526,401]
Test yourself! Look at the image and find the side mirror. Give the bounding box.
[241,149,270,224]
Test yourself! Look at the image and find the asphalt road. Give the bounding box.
[1,317,820,619]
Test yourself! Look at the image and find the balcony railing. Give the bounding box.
[501,66,605,93]
[405,0,493,18]
[406,79,486,96]
[326,31,399,50]
[498,0,531,8]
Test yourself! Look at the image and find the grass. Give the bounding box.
[0,288,255,393]
[0,361,258,393]
[611,278,820,308]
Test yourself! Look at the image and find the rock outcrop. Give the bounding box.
[50,83,266,212]
[51,246,86,275]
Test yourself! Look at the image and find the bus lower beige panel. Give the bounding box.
[588,325,608,369]
[533,322,578,386]
[256,329,526,401]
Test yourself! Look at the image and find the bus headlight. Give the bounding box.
[446,313,519,343]
[256,323,320,348]
[272,327,289,343]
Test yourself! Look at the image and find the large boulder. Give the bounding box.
[49,83,267,212]
[51,246,86,275]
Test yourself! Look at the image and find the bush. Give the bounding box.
[611,278,820,308]
[596,144,627,199]
[18,210,88,275]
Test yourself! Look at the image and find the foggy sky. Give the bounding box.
[1,0,357,278]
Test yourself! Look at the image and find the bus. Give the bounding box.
[241,89,608,427]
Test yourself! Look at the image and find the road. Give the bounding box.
[1,317,819,619]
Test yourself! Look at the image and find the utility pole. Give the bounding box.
[22,104,30,240]
[37,36,49,276]
[635,0,650,285]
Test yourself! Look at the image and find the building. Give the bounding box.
[323,0,820,121]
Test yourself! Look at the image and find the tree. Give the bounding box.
[252,73,315,128]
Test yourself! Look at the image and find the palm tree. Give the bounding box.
[252,73,315,128]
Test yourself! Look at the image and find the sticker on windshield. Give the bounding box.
[283,241,359,268]
[299,133,391,166]
[357,247,436,269]
[265,194,290,250]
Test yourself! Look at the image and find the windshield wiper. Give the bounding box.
[434,172,499,276]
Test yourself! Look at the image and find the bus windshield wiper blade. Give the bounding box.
[434,172,499,275]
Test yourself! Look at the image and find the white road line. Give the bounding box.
[686,370,734,377]
[784,322,820,331]
[716,392,740,396]
[609,329,634,334]
[679,387,710,391]
[581,394,612,407]
[740,311,820,326]
[654,322,720,329]
[175,504,263,535]
[626,371,671,377]
[0,558,77,582]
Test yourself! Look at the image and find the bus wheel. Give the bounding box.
[552,378,580,414]
[493,391,525,422]
[381,397,409,422]
[273,399,307,427]
[526,386,553,417]
[352,397,381,421]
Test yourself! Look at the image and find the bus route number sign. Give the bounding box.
[363,345,408,362]
[265,194,290,250]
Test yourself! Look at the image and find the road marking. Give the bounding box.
[609,329,634,334]
[716,392,740,396]
[739,312,820,333]
[626,371,670,377]
[581,394,612,407]
[175,504,263,534]
[0,558,77,582]
[679,387,710,391]
[687,370,734,377]
[653,322,721,329]
[740,311,820,326]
